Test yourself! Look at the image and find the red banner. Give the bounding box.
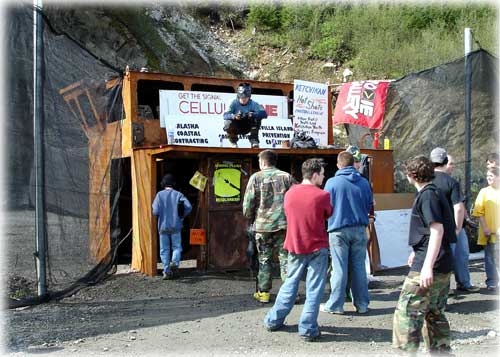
[333,80,390,129]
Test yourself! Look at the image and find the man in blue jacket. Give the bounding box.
[223,83,268,148]
[321,151,373,314]
[152,174,192,280]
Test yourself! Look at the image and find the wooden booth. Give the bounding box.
[87,69,394,276]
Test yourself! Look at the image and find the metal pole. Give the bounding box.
[34,0,47,297]
[464,28,472,211]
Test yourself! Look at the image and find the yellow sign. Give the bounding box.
[214,162,241,203]
[189,171,208,192]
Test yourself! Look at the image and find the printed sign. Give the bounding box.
[333,80,390,129]
[292,80,329,146]
[214,162,242,203]
[189,229,206,245]
[159,90,293,148]
[189,171,208,192]
[374,209,413,268]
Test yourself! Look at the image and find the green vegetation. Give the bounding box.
[10,286,36,300]
[245,1,497,79]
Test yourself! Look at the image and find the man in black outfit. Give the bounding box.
[430,147,479,293]
[392,155,455,353]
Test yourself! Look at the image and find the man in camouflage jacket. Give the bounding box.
[243,150,295,303]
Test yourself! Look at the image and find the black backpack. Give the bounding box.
[359,154,370,179]
[290,131,317,149]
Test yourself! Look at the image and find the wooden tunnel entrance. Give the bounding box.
[125,145,393,276]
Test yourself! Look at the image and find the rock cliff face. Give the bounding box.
[43,4,248,77]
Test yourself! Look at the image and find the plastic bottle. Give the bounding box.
[373,132,379,149]
[384,138,390,150]
[167,127,175,145]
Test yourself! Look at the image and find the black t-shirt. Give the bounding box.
[432,171,464,225]
[408,183,455,274]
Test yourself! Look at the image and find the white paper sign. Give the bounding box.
[159,90,292,148]
[374,209,413,269]
[292,80,329,146]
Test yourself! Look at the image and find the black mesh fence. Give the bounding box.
[384,49,498,193]
[345,49,498,194]
[6,5,125,307]
[343,49,498,254]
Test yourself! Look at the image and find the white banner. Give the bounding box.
[292,80,329,146]
[374,209,413,268]
[159,90,292,148]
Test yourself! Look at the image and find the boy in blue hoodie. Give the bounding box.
[152,174,192,280]
[321,151,373,314]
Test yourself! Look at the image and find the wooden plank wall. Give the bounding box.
[368,149,394,193]
[121,72,133,157]
[197,158,209,270]
[130,148,157,275]
[88,122,122,261]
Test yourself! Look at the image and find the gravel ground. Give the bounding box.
[4,260,500,356]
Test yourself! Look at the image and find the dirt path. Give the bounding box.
[5,261,500,356]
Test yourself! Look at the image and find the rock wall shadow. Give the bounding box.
[7,293,262,350]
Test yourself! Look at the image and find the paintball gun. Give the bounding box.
[235,111,254,120]
[246,225,259,280]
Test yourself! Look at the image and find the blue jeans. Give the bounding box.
[159,231,182,273]
[450,229,472,288]
[264,248,329,338]
[324,226,369,312]
[484,242,499,288]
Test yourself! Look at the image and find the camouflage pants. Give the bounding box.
[255,230,287,292]
[392,271,451,353]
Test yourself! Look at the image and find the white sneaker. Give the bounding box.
[230,142,238,148]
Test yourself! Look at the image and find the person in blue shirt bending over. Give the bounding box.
[152,174,192,280]
[223,83,268,148]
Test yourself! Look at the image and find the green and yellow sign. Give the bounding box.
[214,162,241,203]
